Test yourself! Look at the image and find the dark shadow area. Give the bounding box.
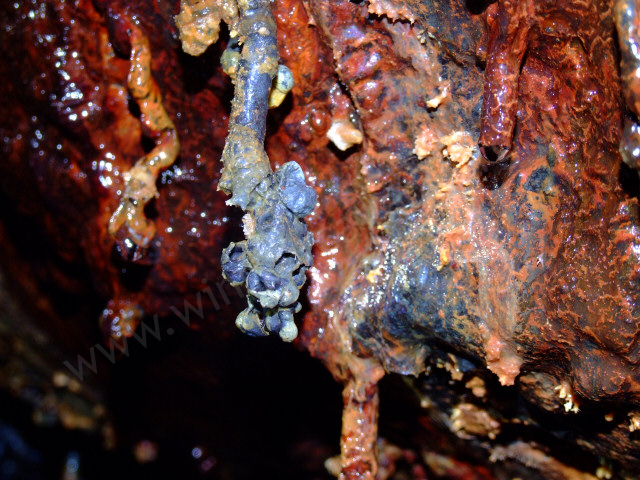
[465,0,496,15]
[0,308,344,480]
[620,160,640,200]
[105,317,344,480]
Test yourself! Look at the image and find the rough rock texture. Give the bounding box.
[1,0,640,479]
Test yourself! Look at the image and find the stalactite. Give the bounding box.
[479,0,532,162]
[176,0,316,341]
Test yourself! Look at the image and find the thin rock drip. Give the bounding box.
[479,0,532,163]
[108,22,180,261]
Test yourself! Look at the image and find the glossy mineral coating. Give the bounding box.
[108,20,180,259]
[221,161,316,341]
[1,0,640,478]
[205,0,317,341]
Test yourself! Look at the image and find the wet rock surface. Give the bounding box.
[0,0,639,478]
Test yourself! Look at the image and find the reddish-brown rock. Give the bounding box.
[1,0,639,478]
